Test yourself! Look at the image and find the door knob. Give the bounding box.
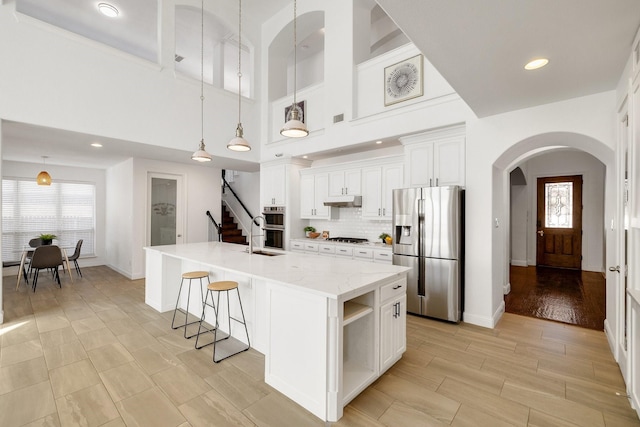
[609,266,620,273]
[537,230,544,236]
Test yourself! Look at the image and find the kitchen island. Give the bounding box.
[144,241,408,422]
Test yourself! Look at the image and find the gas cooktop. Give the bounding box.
[326,237,369,244]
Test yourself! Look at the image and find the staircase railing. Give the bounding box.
[206,210,222,242]
[222,172,260,226]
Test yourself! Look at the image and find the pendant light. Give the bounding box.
[227,0,251,152]
[280,0,308,138]
[192,0,212,162]
[36,156,52,186]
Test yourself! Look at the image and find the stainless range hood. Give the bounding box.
[323,195,362,207]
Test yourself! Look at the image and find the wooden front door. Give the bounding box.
[536,175,583,269]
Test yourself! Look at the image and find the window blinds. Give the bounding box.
[2,179,95,262]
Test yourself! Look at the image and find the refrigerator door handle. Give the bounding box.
[418,257,425,296]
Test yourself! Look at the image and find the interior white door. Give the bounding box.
[148,173,184,246]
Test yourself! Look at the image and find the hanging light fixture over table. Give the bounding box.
[280,0,308,138]
[227,0,251,152]
[37,156,52,186]
[192,0,213,162]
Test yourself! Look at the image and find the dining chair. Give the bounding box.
[30,245,63,292]
[63,239,83,278]
[24,237,44,279]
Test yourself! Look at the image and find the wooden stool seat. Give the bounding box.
[182,271,209,280]
[208,281,238,292]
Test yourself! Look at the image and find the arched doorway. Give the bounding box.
[505,148,606,329]
[491,132,619,339]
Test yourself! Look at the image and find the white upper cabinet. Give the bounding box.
[401,125,465,188]
[329,169,361,196]
[262,164,287,206]
[362,163,403,219]
[300,172,331,219]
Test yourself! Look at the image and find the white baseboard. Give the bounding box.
[604,318,616,357]
[504,282,511,295]
[510,260,528,267]
[106,264,133,280]
[0,309,4,325]
[462,302,504,328]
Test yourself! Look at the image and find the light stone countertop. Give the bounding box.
[145,241,407,300]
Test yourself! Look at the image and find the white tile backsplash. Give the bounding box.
[307,207,391,243]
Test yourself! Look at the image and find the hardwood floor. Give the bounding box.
[1,266,638,426]
[506,265,606,330]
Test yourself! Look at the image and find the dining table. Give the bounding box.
[15,245,74,290]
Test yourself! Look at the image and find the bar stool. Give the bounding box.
[171,270,210,339]
[194,280,250,363]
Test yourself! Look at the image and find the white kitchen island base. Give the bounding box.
[145,242,408,422]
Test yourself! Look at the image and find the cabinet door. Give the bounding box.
[434,139,464,187]
[328,171,346,196]
[263,165,286,205]
[381,164,403,219]
[361,167,382,219]
[406,144,434,187]
[300,174,315,218]
[314,173,330,218]
[380,295,406,373]
[344,169,362,195]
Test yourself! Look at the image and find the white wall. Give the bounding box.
[520,150,605,272]
[260,1,472,162]
[510,172,528,267]
[105,159,134,278]
[105,158,221,280]
[0,3,261,165]
[465,91,616,327]
[2,160,108,267]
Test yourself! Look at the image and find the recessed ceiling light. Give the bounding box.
[98,3,119,18]
[91,142,103,148]
[524,58,549,70]
[376,140,383,144]
[303,155,308,159]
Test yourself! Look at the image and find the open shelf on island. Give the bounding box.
[342,359,377,405]
[344,301,373,326]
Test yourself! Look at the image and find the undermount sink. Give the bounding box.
[247,249,283,257]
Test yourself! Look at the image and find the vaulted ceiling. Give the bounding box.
[4,0,640,169]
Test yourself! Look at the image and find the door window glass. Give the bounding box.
[545,181,573,228]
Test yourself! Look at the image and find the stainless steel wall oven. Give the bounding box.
[263,206,285,229]
[263,206,285,249]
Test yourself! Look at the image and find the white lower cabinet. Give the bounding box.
[353,247,374,262]
[379,280,407,373]
[290,240,391,263]
[290,240,305,252]
[373,249,393,264]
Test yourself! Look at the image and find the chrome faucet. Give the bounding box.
[249,215,265,255]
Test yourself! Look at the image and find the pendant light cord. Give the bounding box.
[293,0,297,105]
[237,0,242,124]
[200,0,204,143]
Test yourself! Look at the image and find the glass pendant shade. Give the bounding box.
[280,108,309,138]
[191,140,212,162]
[37,170,52,186]
[227,124,251,152]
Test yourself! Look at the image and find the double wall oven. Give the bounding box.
[263,206,285,249]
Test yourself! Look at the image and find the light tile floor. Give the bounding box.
[1,266,639,426]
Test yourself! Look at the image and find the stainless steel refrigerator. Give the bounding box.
[392,186,464,322]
